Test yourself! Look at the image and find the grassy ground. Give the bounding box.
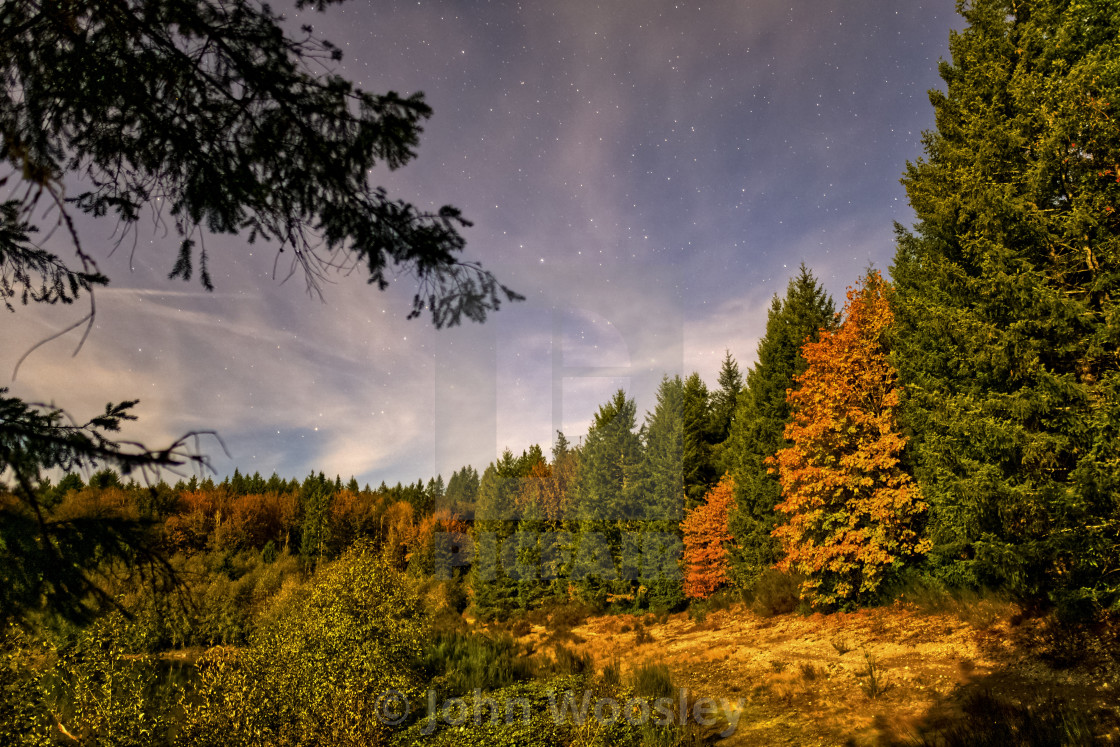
[479,599,1120,746]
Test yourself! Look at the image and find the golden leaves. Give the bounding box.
[768,272,929,607]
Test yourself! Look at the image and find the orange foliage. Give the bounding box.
[768,271,930,607]
[163,488,231,553]
[514,459,573,522]
[329,489,383,550]
[229,491,296,549]
[53,486,138,521]
[410,507,461,565]
[381,500,415,567]
[375,501,467,571]
[681,473,736,599]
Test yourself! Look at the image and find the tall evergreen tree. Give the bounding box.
[300,488,332,568]
[891,0,1120,611]
[726,264,836,588]
[470,452,522,619]
[682,372,716,509]
[709,351,744,446]
[637,376,688,610]
[426,475,445,508]
[571,390,643,606]
[642,376,686,524]
[445,465,480,519]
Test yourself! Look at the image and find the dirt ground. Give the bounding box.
[510,601,1120,746]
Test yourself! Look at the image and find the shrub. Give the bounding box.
[905,690,1099,746]
[421,631,533,697]
[600,658,621,688]
[548,602,594,631]
[857,653,890,699]
[799,663,820,681]
[390,674,689,747]
[47,615,179,746]
[547,644,591,676]
[750,569,800,617]
[0,628,54,747]
[178,540,428,747]
[629,660,676,701]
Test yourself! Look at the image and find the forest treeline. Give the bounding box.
[14,251,1118,638]
[5,0,1120,632]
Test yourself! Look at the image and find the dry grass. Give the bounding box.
[496,597,1120,745]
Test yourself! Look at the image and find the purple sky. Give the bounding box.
[6,0,958,487]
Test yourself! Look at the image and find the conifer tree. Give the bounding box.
[726,264,836,588]
[641,376,686,525]
[469,447,542,617]
[635,376,687,610]
[445,466,480,518]
[708,351,744,476]
[710,352,743,442]
[570,390,643,606]
[470,452,522,618]
[682,373,716,509]
[892,0,1120,611]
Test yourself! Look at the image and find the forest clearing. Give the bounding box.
[483,596,1120,745]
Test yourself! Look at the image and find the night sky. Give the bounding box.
[6,0,958,488]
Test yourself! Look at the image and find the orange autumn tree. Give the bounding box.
[768,271,929,607]
[681,473,736,599]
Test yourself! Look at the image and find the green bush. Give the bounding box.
[47,615,179,747]
[749,569,800,617]
[391,676,582,747]
[391,674,696,747]
[421,631,533,696]
[0,628,54,747]
[178,540,429,747]
[545,644,592,676]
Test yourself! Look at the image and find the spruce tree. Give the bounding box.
[445,466,480,518]
[570,390,643,606]
[892,0,1120,611]
[726,264,836,588]
[682,373,716,509]
[707,353,743,452]
[636,376,688,610]
[469,451,524,619]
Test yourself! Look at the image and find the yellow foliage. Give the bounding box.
[769,271,930,607]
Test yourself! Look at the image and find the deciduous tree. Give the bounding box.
[769,271,929,607]
[725,264,835,589]
[681,473,735,600]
